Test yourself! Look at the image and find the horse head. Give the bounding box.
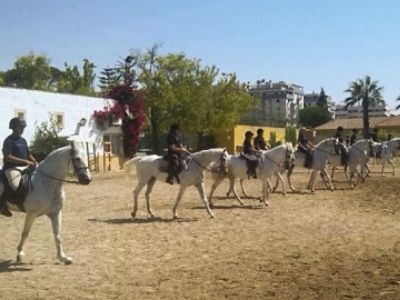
[69,142,92,185]
[215,148,229,175]
[285,142,296,169]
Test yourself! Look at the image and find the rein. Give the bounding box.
[189,156,224,173]
[189,152,227,174]
[37,149,89,184]
[37,168,81,184]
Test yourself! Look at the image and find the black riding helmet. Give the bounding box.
[245,131,254,138]
[256,128,264,135]
[9,117,26,129]
[170,123,180,132]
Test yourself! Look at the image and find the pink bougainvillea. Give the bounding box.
[93,84,146,157]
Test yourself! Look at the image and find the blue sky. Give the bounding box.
[1,0,399,109]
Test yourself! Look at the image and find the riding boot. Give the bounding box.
[0,195,12,217]
[166,173,174,185]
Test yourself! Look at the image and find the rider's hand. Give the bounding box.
[27,160,37,167]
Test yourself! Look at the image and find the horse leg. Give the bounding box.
[131,180,146,218]
[230,178,244,206]
[195,182,215,219]
[172,186,187,219]
[239,178,248,198]
[16,213,36,262]
[145,177,157,218]
[276,172,286,195]
[331,166,336,182]
[307,169,318,192]
[209,176,224,207]
[381,159,386,176]
[287,165,296,191]
[226,177,234,197]
[321,169,334,191]
[261,179,269,206]
[273,175,279,192]
[343,165,353,188]
[388,159,396,176]
[48,211,72,265]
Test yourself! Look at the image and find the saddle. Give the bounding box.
[240,154,258,179]
[0,168,32,213]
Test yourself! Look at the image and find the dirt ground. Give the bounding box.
[0,165,399,299]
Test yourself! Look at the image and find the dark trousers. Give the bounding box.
[167,154,182,184]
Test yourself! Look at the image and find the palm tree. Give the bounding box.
[396,95,400,110]
[344,75,384,138]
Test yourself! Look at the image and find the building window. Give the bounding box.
[52,112,65,129]
[15,109,26,120]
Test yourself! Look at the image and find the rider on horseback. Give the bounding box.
[165,124,190,185]
[254,128,268,151]
[297,127,313,168]
[242,131,259,179]
[334,126,347,166]
[1,117,37,217]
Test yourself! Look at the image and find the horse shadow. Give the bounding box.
[88,217,199,225]
[0,260,32,273]
[193,204,266,210]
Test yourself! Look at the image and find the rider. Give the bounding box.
[254,128,268,151]
[334,126,347,165]
[349,128,358,145]
[242,131,259,179]
[165,124,190,185]
[371,128,381,142]
[297,127,313,168]
[1,117,38,217]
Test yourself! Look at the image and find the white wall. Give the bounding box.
[0,87,114,164]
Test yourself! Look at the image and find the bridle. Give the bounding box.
[189,151,228,174]
[263,147,293,169]
[37,149,89,184]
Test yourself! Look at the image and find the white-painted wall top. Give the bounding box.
[0,87,113,162]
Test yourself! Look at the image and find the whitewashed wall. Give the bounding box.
[0,87,114,165]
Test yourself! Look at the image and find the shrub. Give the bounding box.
[30,121,69,161]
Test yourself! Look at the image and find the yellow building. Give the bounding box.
[215,125,289,154]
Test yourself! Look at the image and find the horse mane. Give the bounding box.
[191,148,225,158]
[315,137,335,148]
[39,145,72,167]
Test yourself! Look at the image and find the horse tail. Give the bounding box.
[123,157,142,176]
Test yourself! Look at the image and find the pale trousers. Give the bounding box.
[5,166,28,191]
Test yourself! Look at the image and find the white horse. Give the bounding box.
[380,137,400,176]
[346,139,373,184]
[0,143,91,264]
[208,143,295,206]
[306,138,338,192]
[124,148,228,219]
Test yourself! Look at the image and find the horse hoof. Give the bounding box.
[16,255,23,262]
[264,201,269,206]
[64,257,73,265]
[131,212,136,218]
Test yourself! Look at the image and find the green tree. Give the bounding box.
[317,87,328,107]
[299,106,332,128]
[3,53,52,90]
[57,59,96,96]
[285,127,297,144]
[344,75,385,138]
[135,46,254,152]
[98,68,120,93]
[30,121,69,161]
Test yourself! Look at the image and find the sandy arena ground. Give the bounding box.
[0,165,399,299]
